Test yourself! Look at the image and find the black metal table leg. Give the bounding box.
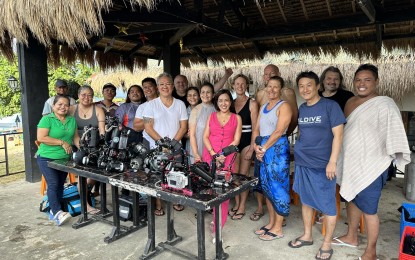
[132,191,140,226]
[165,201,182,244]
[99,183,109,214]
[140,196,160,259]
[196,209,206,260]
[72,176,94,229]
[103,186,145,243]
[104,185,120,243]
[215,203,228,260]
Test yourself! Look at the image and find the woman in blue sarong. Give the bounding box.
[253,76,292,241]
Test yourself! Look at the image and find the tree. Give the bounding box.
[0,56,96,117]
[0,57,19,117]
[48,61,95,99]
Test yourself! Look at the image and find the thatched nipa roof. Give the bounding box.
[89,56,415,102]
[1,0,415,70]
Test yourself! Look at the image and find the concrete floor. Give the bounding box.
[0,176,408,260]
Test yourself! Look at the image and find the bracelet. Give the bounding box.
[60,140,64,146]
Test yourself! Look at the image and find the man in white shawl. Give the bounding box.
[332,64,411,260]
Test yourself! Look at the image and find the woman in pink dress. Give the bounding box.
[203,89,242,242]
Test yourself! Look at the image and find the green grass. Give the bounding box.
[0,134,25,183]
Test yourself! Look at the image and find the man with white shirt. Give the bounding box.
[143,73,188,148]
[142,73,188,213]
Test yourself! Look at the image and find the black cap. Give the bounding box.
[103,83,116,92]
[55,79,68,88]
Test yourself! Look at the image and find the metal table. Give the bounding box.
[109,171,258,260]
[48,160,147,243]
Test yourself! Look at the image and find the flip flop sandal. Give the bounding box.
[331,237,358,248]
[228,207,238,217]
[288,237,314,248]
[315,248,333,260]
[250,212,264,221]
[155,208,165,216]
[258,231,284,241]
[231,212,245,220]
[254,226,270,235]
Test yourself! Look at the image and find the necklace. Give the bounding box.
[217,112,230,126]
[79,105,92,118]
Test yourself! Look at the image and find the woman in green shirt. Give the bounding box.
[37,95,79,226]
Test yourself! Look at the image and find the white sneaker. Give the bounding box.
[54,210,71,226]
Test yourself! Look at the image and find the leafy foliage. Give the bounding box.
[0,57,19,117]
[47,61,95,98]
[0,56,95,117]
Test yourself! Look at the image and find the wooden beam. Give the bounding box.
[88,36,102,47]
[225,0,248,30]
[375,23,383,52]
[194,0,204,20]
[326,0,332,16]
[185,5,415,47]
[276,0,288,23]
[169,25,197,46]
[273,37,279,45]
[103,10,185,24]
[163,35,180,77]
[191,47,208,64]
[217,0,226,24]
[252,40,265,59]
[256,1,268,25]
[357,0,376,23]
[104,7,243,40]
[156,4,243,39]
[126,43,143,57]
[299,0,309,20]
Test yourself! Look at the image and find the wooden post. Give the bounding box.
[17,34,49,182]
[163,34,180,78]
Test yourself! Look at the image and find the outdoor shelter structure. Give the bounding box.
[0,0,414,182]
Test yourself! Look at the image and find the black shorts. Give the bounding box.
[237,132,251,152]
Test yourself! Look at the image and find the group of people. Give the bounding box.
[35,63,411,260]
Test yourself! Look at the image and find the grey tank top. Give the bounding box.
[259,100,286,136]
[74,105,99,136]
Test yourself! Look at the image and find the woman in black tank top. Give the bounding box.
[69,85,106,213]
[228,74,259,220]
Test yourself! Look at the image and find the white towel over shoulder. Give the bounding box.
[337,96,411,201]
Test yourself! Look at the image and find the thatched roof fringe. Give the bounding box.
[133,56,148,70]
[47,45,60,68]
[96,51,125,71]
[0,36,14,61]
[78,49,96,68]
[0,0,157,48]
[383,38,415,53]
[60,45,77,65]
